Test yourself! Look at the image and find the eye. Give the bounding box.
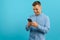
[33,9,38,10]
[36,9,38,10]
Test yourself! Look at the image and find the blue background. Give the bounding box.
[0,0,60,40]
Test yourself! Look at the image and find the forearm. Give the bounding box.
[36,24,50,34]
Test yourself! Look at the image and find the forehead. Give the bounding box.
[33,5,40,9]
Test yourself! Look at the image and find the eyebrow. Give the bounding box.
[33,8,38,10]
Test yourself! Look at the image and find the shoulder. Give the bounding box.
[42,13,50,21]
[42,13,49,19]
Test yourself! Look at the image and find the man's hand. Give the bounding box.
[31,22,38,27]
[28,22,32,27]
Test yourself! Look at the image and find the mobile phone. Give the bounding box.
[27,19,32,22]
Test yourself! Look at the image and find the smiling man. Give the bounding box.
[26,1,50,40]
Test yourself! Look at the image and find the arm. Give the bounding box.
[25,15,33,31]
[26,22,32,31]
[26,25,30,31]
[37,16,50,34]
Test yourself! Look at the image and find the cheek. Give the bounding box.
[34,10,37,12]
[40,8,42,11]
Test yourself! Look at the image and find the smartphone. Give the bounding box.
[27,19,32,22]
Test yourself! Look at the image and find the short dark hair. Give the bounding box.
[32,1,41,6]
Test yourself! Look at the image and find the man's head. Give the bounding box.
[32,1,42,15]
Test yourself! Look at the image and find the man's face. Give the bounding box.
[33,5,42,15]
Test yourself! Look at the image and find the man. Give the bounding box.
[26,1,50,40]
